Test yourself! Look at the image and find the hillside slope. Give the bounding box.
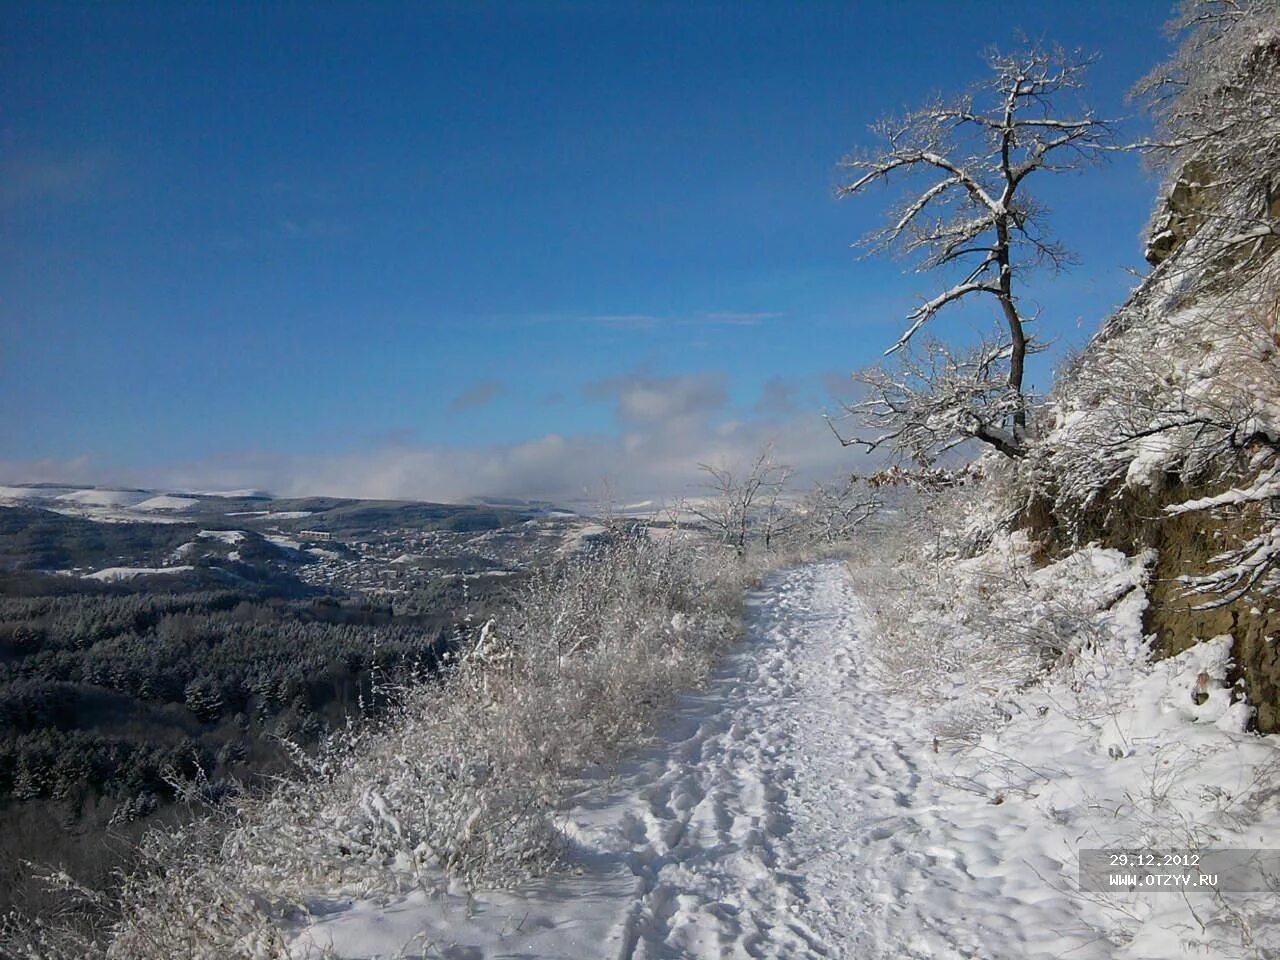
[286,557,1280,959]
[1020,2,1280,727]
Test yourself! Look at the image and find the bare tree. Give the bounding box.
[758,459,796,553]
[800,475,883,545]
[690,447,791,556]
[832,42,1111,458]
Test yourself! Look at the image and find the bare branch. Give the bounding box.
[689,447,793,556]
[835,41,1110,458]
[888,280,1002,355]
[831,336,1037,464]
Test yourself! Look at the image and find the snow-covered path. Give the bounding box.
[292,562,1105,959]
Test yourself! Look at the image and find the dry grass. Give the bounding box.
[1,531,764,959]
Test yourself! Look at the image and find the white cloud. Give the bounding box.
[139,403,872,506]
[584,314,663,330]
[700,311,781,326]
[1,374,881,508]
[755,376,798,415]
[580,310,781,330]
[586,372,728,425]
[0,148,108,208]
[448,379,505,412]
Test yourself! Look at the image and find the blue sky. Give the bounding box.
[2,1,1175,501]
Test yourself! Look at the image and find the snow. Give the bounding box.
[557,522,610,556]
[1124,432,1176,491]
[0,486,203,523]
[183,488,268,498]
[226,510,314,519]
[132,495,200,512]
[199,529,246,544]
[288,558,1280,959]
[1167,466,1280,514]
[0,485,65,501]
[54,488,150,507]
[84,565,195,582]
[171,531,247,560]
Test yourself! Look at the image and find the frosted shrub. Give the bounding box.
[227,531,746,895]
[851,486,1152,741]
[3,530,752,959]
[0,815,292,960]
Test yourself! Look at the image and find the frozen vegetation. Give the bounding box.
[15,513,1278,958]
[283,542,1280,958]
[4,2,1280,958]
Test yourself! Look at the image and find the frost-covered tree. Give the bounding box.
[800,475,883,544]
[1038,0,1280,608]
[832,42,1111,461]
[1134,0,1280,267]
[839,335,1048,464]
[690,447,792,555]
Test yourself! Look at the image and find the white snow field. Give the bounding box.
[54,488,151,508]
[132,494,200,511]
[290,560,1280,959]
[83,564,195,581]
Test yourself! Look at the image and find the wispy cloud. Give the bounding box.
[1,405,882,508]
[0,147,109,208]
[755,376,798,415]
[448,379,506,412]
[585,314,664,331]
[585,372,728,425]
[701,311,782,326]
[148,413,868,505]
[0,370,885,507]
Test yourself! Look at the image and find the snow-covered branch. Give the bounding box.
[1134,1,1280,269]
[828,336,1039,464]
[689,447,794,556]
[799,476,883,544]
[837,41,1110,453]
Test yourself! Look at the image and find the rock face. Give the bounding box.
[1146,164,1280,269]
[1027,17,1280,729]
[1126,487,1280,732]
[1144,161,1214,266]
[1143,30,1280,266]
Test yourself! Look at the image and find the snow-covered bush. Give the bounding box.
[1023,0,1280,610]
[1135,0,1280,271]
[852,518,1152,742]
[1,531,757,959]
[796,474,883,546]
[1030,240,1280,605]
